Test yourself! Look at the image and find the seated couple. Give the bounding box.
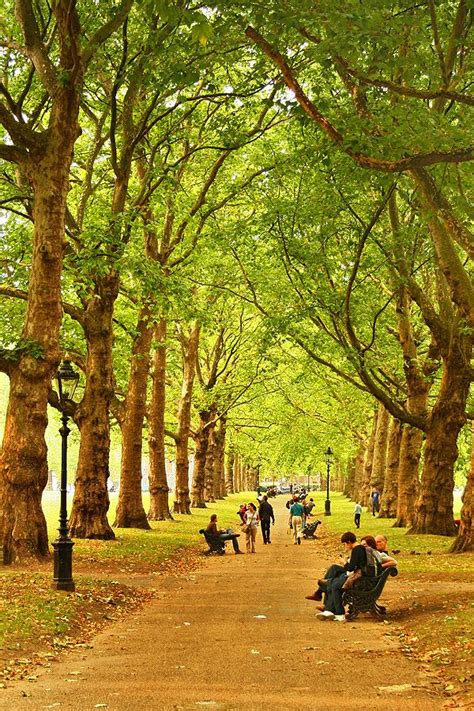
[306,532,397,622]
[206,514,243,554]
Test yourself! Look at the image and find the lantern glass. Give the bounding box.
[324,446,333,464]
[56,360,79,407]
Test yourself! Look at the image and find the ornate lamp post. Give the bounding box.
[324,446,333,516]
[52,360,79,591]
[256,463,261,495]
[306,465,311,492]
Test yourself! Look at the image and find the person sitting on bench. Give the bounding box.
[206,514,243,554]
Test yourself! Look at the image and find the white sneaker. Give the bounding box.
[334,614,346,622]
[316,611,335,621]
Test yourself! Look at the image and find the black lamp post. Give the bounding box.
[256,463,261,495]
[324,446,333,516]
[306,465,311,492]
[52,360,79,592]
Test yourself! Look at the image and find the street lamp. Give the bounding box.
[52,360,79,592]
[256,463,261,495]
[306,465,311,492]
[324,447,333,516]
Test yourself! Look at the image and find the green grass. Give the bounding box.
[40,491,254,567]
[305,491,473,574]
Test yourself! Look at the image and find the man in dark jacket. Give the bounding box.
[258,496,275,545]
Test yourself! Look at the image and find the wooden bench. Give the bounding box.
[302,520,322,539]
[199,529,226,555]
[342,567,398,620]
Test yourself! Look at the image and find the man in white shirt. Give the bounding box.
[375,535,398,568]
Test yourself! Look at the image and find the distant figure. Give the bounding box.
[206,514,243,554]
[305,498,315,516]
[258,495,275,545]
[354,502,362,529]
[370,489,381,516]
[289,498,305,545]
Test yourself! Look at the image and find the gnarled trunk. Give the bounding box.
[115,308,153,528]
[378,418,402,518]
[69,276,118,539]
[393,424,422,528]
[450,422,473,553]
[410,331,471,535]
[148,319,172,521]
[0,120,80,562]
[173,323,200,514]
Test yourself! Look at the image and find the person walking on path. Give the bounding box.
[258,495,275,544]
[354,502,362,529]
[370,489,381,516]
[244,502,259,553]
[289,498,304,545]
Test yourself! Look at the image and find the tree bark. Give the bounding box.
[225,448,235,495]
[191,410,212,508]
[69,276,118,539]
[450,422,473,553]
[146,319,172,521]
[173,323,200,514]
[370,404,389,494]
[213,417,226,499]
[0,9,83,563]
[410,328,471,535]
[378,418,402,519]
[361,411,377,508]
[114,307,153,528]
[204,407,217,503]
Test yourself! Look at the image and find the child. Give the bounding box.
[354,502,362,529]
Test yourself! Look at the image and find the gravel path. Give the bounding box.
[0,498,445,710]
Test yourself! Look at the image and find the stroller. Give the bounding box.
[302,520,322,539]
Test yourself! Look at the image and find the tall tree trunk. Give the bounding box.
[225,448,235,495]
[361,411,377,507]
[191,410,211,508]
[370,404,389,494]
[69,276,118,539]
[352,444,366,503]
[393,424,422,528]
[146,319,172,521]
[450,422,473,553]
[114,308,153,528]
[213,418,226,499]
[343,456,356,498]
[0,67,82,563]
[174,324,200,513]
[204,407,217,503]
[410,330,471,535]
[378,418,402,518]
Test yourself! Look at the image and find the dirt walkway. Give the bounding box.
[0,499,446,710]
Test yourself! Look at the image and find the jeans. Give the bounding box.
[219,529,241,553]
[325,573,347,615]
[261,518,271,543]
[354,513,361,528]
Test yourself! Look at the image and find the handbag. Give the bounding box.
[342,568,363,590]
[241,513,256,534]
